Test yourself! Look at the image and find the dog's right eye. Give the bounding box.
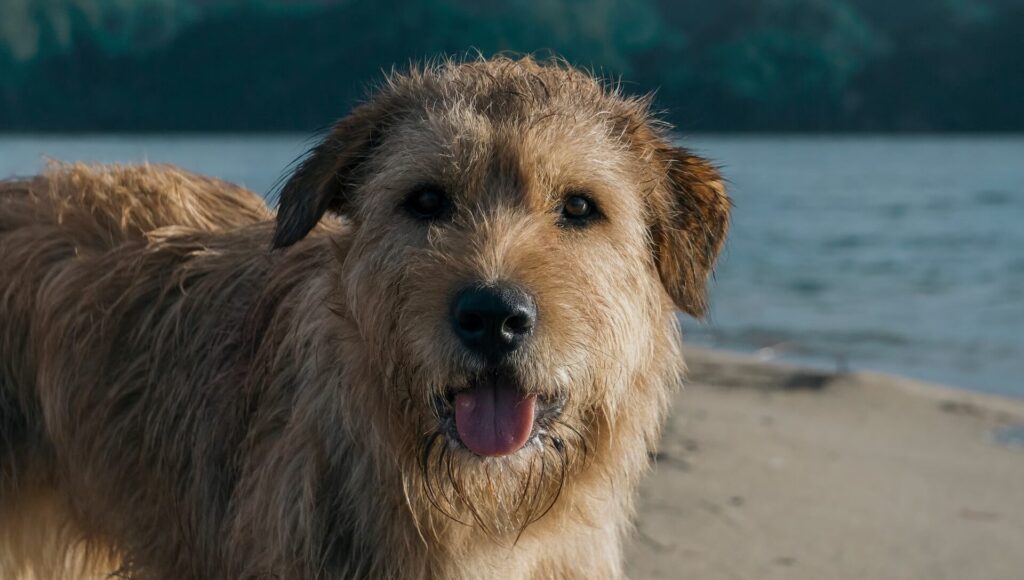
[402,187,449,220]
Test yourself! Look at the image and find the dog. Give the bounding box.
[0,56,729,579]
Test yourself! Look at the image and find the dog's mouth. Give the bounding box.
[434,372,564,458]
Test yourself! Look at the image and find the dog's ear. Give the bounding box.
[272,103,386,248]
[649,146,731,317]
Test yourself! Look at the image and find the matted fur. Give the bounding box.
[0,56,729,579]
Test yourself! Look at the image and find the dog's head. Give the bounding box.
[273,56,729,534]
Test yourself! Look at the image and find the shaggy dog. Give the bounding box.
[0,57,729,579]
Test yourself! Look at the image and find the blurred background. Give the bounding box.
[2,0,1023,131]
[1,0,1022,398]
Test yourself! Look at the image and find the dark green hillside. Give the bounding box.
[1,0,1021,132]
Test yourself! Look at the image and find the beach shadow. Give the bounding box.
[781,370,836,391]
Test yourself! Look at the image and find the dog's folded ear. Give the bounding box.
[649,146,731,318]
[272,104,385,248]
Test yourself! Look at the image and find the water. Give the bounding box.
[0,135,309,198]
[682,136,1024,398]
[1,135,1022,397]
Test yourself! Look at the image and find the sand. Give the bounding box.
[627,347,1024,580]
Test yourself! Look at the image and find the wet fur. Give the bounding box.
[0,57,729,579]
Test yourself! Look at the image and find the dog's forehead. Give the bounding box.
[377,99,646,206]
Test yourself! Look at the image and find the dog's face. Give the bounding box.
[273,58,729,534]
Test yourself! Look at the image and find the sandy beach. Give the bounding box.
[627,347,1024,580]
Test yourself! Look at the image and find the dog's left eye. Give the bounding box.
[403,187,449,220]
[560,194,600,225]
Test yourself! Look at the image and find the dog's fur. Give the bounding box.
[0,56,729,579]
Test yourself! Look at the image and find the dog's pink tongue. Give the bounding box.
[454,379,536,457]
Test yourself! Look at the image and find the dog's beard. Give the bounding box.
[416,415,589,538]
[381,335,593,537]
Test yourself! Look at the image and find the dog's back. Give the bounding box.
[0,163,271,578]
[0,162,270,256]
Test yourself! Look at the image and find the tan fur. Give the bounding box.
[0,56,729,579]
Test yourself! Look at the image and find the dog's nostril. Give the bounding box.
[504,313,533,335]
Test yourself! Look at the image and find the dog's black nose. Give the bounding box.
[451,284,536,361]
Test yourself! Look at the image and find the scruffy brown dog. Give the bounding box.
[0,56,729,579]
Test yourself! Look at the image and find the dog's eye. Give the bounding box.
[403,187,449,220]
[560,194,599,226]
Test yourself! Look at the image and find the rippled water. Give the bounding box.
[2,135,1022,397]
[683,136,1024,397]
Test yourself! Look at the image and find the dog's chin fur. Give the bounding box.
[417,372,579,537]
[0,56,728,579]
